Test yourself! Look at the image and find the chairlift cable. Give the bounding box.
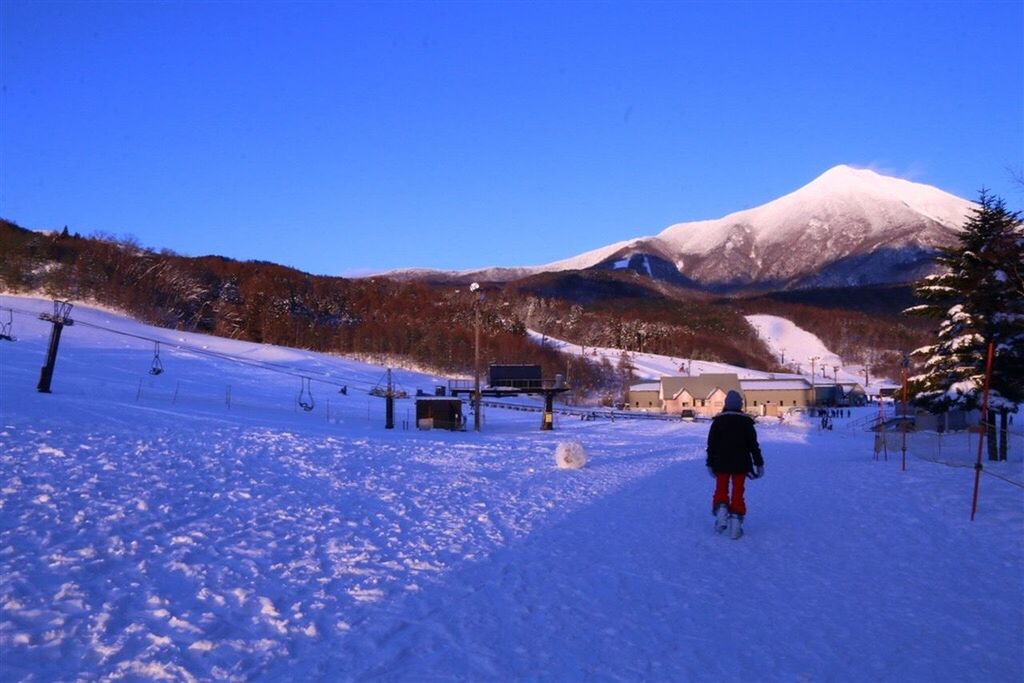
[7,303,454,398]
[70,317,373,389]
[5,305,378,391]
[71,318,320,379]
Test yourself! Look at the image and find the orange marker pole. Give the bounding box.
[970,342,995,521]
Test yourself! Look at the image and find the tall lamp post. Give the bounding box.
[471,282,482,432]
[833,364,841,405]
[809,356,820,408]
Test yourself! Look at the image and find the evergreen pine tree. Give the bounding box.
[906,190,1024,459]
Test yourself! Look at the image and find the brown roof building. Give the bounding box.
[629,373,819,418]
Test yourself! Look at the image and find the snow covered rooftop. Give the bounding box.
[740,379,812,391]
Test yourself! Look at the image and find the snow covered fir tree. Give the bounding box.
[906,190,1024,460]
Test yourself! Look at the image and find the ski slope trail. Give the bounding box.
[1,295,1022,680]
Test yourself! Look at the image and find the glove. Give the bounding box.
[747,465,764,480]
[707,466,716,479]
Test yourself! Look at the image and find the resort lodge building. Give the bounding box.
[628,372,865,418]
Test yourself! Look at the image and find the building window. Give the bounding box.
[753,400,758,406]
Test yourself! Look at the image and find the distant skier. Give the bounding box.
[706,390,765,539]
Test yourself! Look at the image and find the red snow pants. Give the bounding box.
[713,473,747,516]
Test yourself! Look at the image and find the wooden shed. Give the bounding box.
[416,398,464,431]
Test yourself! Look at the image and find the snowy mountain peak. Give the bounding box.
[797,165,970,219]
[800,165,909,199]
[390,165,976,292]
[639,165,976,289]
[812,163,873,183]
[811,163,884,185]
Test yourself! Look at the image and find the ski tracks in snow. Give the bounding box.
[307,423,1022,682]
[2,411,1021,681]
[0,410,701,680]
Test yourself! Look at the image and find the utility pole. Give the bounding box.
[37,300,74,393]
[900,353,909,471]
[385,368,395,429]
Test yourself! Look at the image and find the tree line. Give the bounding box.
[1,219,791,403]
[0,220,615,394]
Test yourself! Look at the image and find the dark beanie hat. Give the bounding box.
[724,390,743,411]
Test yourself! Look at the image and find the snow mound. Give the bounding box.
[554,442,587,469]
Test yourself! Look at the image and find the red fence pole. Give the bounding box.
[970,341,995,521]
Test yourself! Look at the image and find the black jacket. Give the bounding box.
[706,410,764,474]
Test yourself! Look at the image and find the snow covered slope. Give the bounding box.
[2,294,1021,681]
[392,165,975,291]
[530,329,781,382]
[533,315,882,392]
[744,314,883,389]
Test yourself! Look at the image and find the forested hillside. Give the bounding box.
[2,220,927,390]
[1,220,592,384]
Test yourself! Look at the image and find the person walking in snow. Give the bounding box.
[706,390,764,539]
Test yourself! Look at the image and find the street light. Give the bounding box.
[833,364,841,407]
[470,282,482,432]
[809,356,820,407]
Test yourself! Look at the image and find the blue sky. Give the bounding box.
[2,1,1022,276]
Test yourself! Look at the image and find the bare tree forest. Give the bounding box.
[1,221,625,394]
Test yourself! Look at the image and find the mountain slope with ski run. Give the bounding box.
[1,294,1021,681]
[391,165,976,290]
[533,313,880,392]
